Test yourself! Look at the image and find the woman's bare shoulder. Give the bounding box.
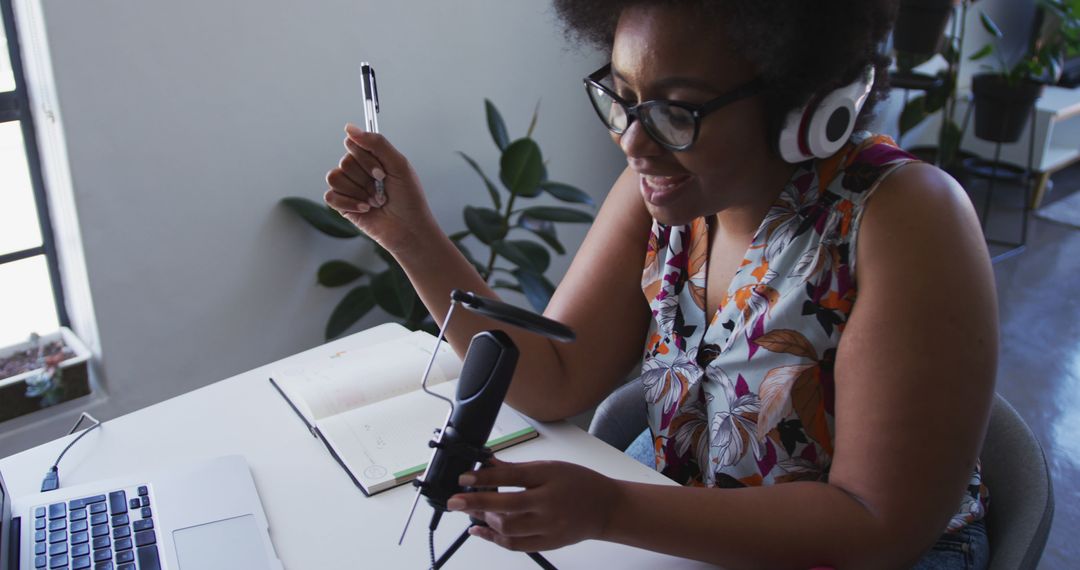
[857,161,989,278]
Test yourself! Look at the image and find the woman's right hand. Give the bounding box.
[324,124,439,254]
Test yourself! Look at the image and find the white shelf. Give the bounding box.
[1042,145,1080,173]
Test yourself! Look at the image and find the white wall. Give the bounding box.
[1,0,623,455]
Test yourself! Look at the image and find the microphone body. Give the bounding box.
[420,330,519,511]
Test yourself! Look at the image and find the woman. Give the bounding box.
[324,1,997,567]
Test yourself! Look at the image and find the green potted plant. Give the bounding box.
[895,0,980,171]
[969,0,1080,142]
[282,100,595,340]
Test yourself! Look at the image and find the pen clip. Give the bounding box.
[370,67,379,113]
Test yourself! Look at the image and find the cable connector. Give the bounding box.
[39,412,102,493]
[40,466,59,492]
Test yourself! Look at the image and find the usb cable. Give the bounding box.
[40,412,101,492]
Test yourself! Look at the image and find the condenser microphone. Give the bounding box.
[421,329,518,513]
[399,290,573,569]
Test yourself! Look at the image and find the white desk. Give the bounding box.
[0,330,711,569]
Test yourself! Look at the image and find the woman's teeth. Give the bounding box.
[643,175,682,189]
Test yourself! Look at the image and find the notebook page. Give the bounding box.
[275,330,462,421]
[317,380,536,494]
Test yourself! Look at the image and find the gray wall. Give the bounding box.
[1,0,622,455]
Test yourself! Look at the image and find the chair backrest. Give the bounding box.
[980,394,1055,570]
[588,377,647,452]
[588,387,1054,568]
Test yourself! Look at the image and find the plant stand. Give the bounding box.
[953,86,1080,209]
[959,104,1038,264]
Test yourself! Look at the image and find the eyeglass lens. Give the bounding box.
[586,84,696,148]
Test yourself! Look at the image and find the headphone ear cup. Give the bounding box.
[776,67,876,163]
[778,104,814,163]
[804,91,859,159]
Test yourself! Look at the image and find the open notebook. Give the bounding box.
[269,324,537,495]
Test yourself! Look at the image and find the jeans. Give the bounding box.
[912,519,989,570]
[623,428,990,569]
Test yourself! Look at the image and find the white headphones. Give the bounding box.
[777,66,876,163]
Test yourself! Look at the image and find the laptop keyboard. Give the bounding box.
[31,485,160,570]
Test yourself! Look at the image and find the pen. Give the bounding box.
[360,62,384,203]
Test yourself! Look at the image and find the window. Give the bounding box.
[0,0,67,347]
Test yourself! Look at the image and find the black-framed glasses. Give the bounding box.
[583,63,763,151]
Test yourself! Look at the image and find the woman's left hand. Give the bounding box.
[446,459,621,552]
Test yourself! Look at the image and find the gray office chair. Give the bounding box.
[981,394,1055,570]
[588,386,1054,569]
[588,377,647,453]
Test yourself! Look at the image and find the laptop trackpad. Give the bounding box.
[173,514,270,569]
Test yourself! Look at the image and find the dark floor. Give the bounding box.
[967,164,1080,569]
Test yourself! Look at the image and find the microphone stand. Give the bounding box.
[399,290,573,569]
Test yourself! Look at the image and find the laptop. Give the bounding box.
[1,455,282,570]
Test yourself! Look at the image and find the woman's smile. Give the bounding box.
[639,172,693,206]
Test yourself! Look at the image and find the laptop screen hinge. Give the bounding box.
[7,516,20,569]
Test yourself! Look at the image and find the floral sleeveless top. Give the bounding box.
[637,131,987,532]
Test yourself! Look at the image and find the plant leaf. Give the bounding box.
[464,206,507,244]
[924,77,952,112]
[458,151,501,210]
[317,260,366,287]
[539,181,595,206]
[499,138,545,198]
[371,266,416,320]
[406,297,431,330]
[513,268,555,312]
[942,37,961,65]
[493,279,524,293]
[969,44,994,61]
[526,100,541,139]
[490,240,537,272]
[485,99,511,152]
[506,239,550,273]
[448,229,471,241]
[939,120,963,169]
[281,197,360,238]
[898,95,929,137]
[325,285,375,340]
[373,244,396,266]
[518,216,565,255]
[519,206,594,223]
[980,11,1003,39]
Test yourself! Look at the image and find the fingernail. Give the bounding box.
[458,473,476,486]
[367,197,381,209]
[354,202,371,213]
[447,497,466,511]
[371,167,386,181]
[345,123,363,137]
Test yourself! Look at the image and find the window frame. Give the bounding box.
[0,0,69,328]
